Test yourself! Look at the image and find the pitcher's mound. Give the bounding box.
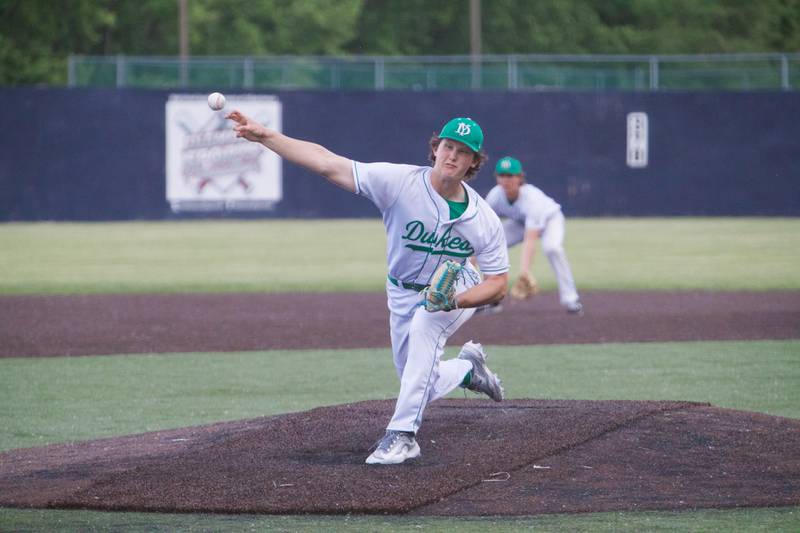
[0,399,798,515]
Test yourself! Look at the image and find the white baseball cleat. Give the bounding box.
[458,341,505,402]
[365,430,421,465]
[566,301,584,315]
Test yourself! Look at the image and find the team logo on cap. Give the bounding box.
[500,159,511,170]
[455,122,471,136]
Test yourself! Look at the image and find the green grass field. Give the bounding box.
[1,341,798,452]
[1,218,799,532]
[1,218,799,294]
[1,506,798,532]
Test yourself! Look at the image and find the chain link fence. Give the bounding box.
[69,53,799,91]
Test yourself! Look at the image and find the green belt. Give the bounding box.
[388,275,428,292]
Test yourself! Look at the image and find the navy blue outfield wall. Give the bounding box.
[1,87,798,221]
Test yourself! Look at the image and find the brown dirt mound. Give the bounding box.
[2,291,799,357]
[1,399,798,515]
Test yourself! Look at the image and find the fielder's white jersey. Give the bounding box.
[353,161,509,285]
[485,183,561,231]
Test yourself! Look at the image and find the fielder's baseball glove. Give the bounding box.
[421,260,462,312]
[510,273,538,299]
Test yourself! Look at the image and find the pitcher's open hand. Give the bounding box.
[226,110,269,142]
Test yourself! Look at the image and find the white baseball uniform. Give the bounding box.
[353,161,509,433]
[485,183,579,307]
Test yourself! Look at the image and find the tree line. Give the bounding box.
[2,0,799,85]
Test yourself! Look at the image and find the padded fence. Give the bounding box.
[1,88,798,221]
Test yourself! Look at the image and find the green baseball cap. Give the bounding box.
[438,117,484,152]
[495,156,523,175]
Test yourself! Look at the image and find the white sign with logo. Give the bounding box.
[626,111,649,168]
[166,94,282,212]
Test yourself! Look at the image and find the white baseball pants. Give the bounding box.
[503,211,579,306]
[383,267,478,433]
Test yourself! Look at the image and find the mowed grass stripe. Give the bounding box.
[1,218,799,294]
[1,340,797,452]
[1,506,799,533]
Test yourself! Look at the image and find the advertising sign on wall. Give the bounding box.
[165,94,282,212]
[626,111,649,168]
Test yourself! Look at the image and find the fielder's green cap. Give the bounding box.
[495,156,523,175]
[438,117,483,152]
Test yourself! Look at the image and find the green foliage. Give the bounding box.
[349,0,469,55]
[481,0,800,54]
[0,0,114,84]
[189,0,363,55]
[102,0,180,56]
[2,0,800,85]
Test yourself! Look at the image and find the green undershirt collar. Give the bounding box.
[446,186,469,220]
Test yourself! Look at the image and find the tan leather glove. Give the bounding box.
[510,272,538,299]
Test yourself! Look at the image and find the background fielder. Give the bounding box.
[227,111,509,465]
[485,156,583,315]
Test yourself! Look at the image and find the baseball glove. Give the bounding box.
[510,273,538,300]
[421,260,462,312]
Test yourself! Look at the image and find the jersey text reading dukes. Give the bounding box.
[401,220,474,258]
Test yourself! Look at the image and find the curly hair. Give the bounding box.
[428,135,488,181]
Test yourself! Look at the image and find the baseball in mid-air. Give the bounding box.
[207,92,226,111]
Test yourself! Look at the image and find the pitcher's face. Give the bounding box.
[433,139,478,180]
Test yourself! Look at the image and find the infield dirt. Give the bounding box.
[0,399,798,515]
[2,290,799,357]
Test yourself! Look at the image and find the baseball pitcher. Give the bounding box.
[227,111,509,465]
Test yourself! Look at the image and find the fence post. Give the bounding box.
[331,62,341,89]
[649,56,659,90]
[781,55,790,91]
[116,55,126,88]
[375,57,385,90]
[67,55,76,87]
[471,59,481,90]
[243,57,254,88]
[634,66,644,89]
[180,58,188,87]
[507,56,518,90]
